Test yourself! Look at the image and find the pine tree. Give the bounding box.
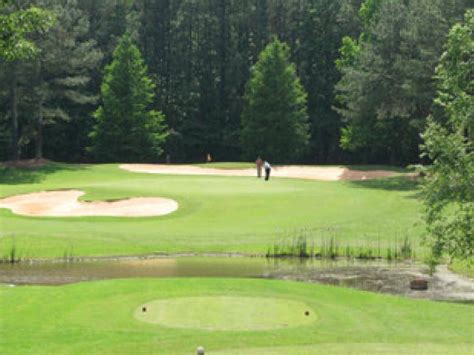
[30,0,103,160]
[241,38,309,163]
[89,34,167,162]
[298,0,359,163]
[335,0,468,164]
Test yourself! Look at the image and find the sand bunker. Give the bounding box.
[0,190,178,217]
[135,296,316,331]
[121,164,399,181]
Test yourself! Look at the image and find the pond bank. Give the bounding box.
[1,256,472,303]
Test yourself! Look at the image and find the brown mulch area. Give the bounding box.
[0,159,50,169]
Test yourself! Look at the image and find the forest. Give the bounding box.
[0,0,472,164]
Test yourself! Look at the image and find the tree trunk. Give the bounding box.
[35,109,43,160]
[35,59,44,160]
[10,62,20,161]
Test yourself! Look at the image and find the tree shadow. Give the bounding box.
[346,165,409,173]
[348,176,421,193]
[0,162,89,185]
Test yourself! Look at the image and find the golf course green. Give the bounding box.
[1,278,472,354]
[2,163,471,354]
[0,163,422,259]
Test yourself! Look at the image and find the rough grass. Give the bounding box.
[0,278,472,354]
[0,163,423,259]
[449,259,474,278]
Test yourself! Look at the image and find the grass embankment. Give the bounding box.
[0,278,472,354]
[0,163,423,259]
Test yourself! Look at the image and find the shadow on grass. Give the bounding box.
[346,165,410,173]
[348,176,421,193]
[0,162,89,185]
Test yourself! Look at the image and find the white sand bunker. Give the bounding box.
[121,164,399,181]
[0,190,178,217]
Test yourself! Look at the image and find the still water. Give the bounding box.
[1,256,472,302]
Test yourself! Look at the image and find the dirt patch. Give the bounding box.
[1,159,50,169]
[0,190,178,217]
[120,164,401,181]
[340,169,401,180]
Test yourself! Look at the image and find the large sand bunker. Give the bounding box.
[121,164,400,181]
[0,190,178,217]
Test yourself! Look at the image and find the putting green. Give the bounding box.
[134,296,316,330]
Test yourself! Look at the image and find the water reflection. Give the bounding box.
[0,257,472,302]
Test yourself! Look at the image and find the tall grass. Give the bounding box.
[0,236,21,264]
[266,229,417,261]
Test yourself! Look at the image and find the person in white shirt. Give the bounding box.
[264,161,272,181]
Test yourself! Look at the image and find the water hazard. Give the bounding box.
[1,256,472,302]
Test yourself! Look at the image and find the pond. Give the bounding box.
[1,256,472,303]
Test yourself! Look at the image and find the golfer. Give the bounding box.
[264,161,272,181]
[255,157,263,178]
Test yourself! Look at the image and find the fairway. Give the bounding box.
[0,163,422,259]
[1,278,472,354]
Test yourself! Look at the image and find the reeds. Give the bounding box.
[266,229,416,261]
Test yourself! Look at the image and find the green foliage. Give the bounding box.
[89,35,168,162]
[0,0,470,164]
[0,0,55,61]
[335,36,360,71]
[335,0,467,164]
[358,0,382,27]
[421,9,474,261]
[241,39,309,162]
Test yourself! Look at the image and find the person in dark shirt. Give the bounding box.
[255,157,263,178]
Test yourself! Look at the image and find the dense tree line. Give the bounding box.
[0,0,471,164]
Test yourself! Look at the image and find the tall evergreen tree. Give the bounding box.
[298,0,361,163]
[335,0,469,164]
[89,35,167,162]
[241,39,309,162]
[30,0,103,160]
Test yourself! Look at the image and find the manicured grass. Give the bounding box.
[0,163,423,259]
[135,296,316,330]
[0,278,472,354]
